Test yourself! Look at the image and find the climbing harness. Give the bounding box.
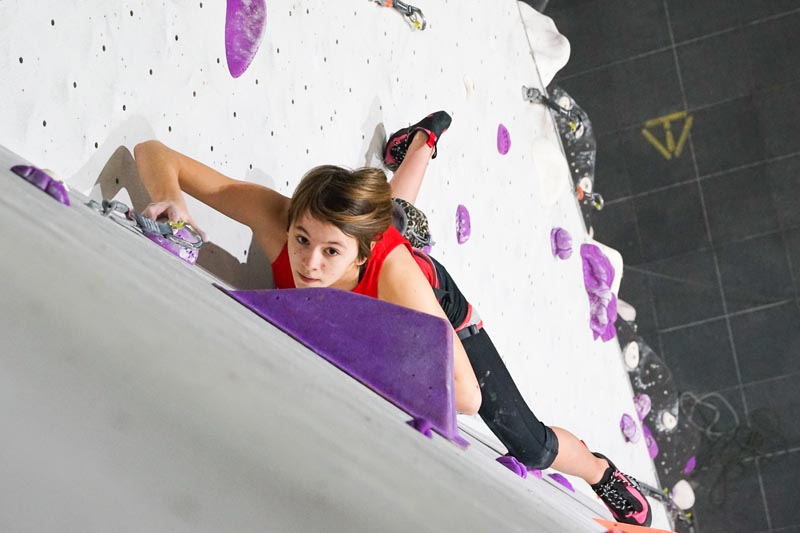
[88,199,203,250]
[522,86,585,138]
[371,0,427,30]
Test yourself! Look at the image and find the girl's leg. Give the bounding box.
[462,330,555,465]
[461,327,652,526]
[385,111,452,205]
[389,131,433,205]
[550,426,609,484]
[462,328,607,480]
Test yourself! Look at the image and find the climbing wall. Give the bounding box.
[0,0,669,529]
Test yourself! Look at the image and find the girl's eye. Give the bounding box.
[296,235,308,245]
[325,248,340,256]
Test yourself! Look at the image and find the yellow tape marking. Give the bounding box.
[642,111,694,160]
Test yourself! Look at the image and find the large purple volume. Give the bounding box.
[225,0,267,78]
[219,287,467,447]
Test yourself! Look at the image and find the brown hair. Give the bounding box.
[288,165,393,260]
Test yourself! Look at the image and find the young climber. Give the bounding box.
[133,112,651,527]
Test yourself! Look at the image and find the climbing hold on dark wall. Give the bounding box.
[634,393,652,421]
[642,424,658,459]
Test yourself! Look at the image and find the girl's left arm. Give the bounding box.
[378,247,482,416]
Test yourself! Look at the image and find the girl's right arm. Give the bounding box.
[133,140,291,261]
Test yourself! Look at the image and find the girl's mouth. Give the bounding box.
[297,272,318,284]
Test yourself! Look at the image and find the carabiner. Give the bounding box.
[394,0,426,30]
[371,0,427,30]
[522,85,586,138]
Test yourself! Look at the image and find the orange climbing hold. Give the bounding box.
[595,517,675,533]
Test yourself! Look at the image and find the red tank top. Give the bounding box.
[271,226,436,297]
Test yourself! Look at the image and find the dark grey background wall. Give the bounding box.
[540,1,800,532]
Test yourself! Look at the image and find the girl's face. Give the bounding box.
[287,213,366,290]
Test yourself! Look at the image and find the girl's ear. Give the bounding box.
[357,241,377,267]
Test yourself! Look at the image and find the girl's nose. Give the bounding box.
[303,248,322,271]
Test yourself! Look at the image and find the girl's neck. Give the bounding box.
[330,264,361,291]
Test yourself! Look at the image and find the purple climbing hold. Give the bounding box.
[581,244,615,293]
[455,204,471,244]
[548,473,575,492]
[497,123,511,155]
[620,413,640,443]
[550,227,573,259]
[218,287,468,447]
[11,165,70,206]
[225,0,267,79]
[45,180,70,205]
[421,244,433,255]
[407,417,433,439]
[683,456,697,475]
[144,227,201,265]
[581,244,617,342]
[527,467,543,479]
[634,393,652,421]
[497,455,528,479]
[642,424,659,459]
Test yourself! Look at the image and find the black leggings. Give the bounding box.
[424,254,560,468]
[461,328,560,469]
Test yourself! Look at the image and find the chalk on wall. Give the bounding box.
[225,0,268,78]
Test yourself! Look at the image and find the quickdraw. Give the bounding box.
[576,183,604,212]
[88,198,204,250]
[371,0,427,30]
[522,86,586,138]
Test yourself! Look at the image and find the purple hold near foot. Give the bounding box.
[683,456,697,475]
[550,227,573,259]
[407,417,433,438]
[528,467,543,479]
[548,473,575,492]
[496,455,528,478]
[455,204,471,244]
[497,123,511,155]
